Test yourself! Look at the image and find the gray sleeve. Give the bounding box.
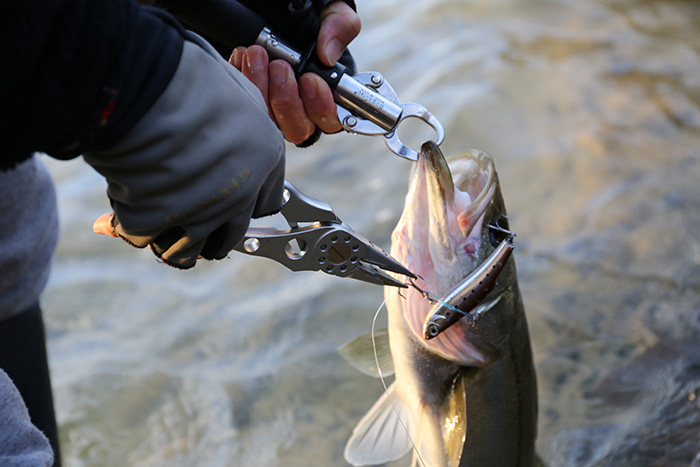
[84,35,285,269]
[0,369,54,467]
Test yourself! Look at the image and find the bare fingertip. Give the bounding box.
[229,47,246,68]
[93,213,118,237]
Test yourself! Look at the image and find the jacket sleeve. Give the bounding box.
[1,0,183,170]
[2,0,286,268]
[153,0,356,59]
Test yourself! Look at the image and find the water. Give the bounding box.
[42,0,700,465]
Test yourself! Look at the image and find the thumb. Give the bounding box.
[317,1,361,66]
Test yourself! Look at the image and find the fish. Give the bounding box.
[340,142,538,466]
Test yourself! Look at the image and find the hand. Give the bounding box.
[229,1,361,144]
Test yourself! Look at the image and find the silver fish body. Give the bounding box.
[343,142,538,466]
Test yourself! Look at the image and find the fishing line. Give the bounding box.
[370,300,428,467]
[407,279,469,317]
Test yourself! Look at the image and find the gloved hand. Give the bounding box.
[86,34,285,269]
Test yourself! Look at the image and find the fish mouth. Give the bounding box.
[390,142,502,365]
[419,141,497,257]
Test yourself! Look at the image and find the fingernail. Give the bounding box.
[270,63,289,86]
[325,39,343,65]
[247,49,265,71]
[229,47,242,66]
[301,75,318,100]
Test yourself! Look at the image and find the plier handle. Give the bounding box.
[234,181,416,288]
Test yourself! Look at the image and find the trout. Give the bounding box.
[341,142,538,466]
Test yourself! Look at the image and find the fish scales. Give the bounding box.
[342,142,538,466]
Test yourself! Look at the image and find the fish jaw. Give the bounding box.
[387,142,499,367]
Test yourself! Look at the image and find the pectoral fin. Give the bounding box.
[344,383,413,466]
[338,329,395,378]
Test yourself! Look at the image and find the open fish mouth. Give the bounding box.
[389,142,502,365]
[399,141,498,291]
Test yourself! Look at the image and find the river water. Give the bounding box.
[42,0,700,465]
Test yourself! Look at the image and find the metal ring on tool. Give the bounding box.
[384,103,445,161]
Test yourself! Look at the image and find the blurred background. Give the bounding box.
[42,0,700,465]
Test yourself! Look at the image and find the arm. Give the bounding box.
[152,0,357,55]
[1,0,179,169]
[3,0,285,268]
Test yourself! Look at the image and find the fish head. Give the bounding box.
[387,141,510,366]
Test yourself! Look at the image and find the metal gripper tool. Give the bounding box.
[256,27,445,160]
[173,0,445,160]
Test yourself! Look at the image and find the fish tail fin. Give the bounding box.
[344,382,414,466]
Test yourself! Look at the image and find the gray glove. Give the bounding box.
[84,36,285,269]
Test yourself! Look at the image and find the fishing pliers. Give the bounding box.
[234,181,416,288]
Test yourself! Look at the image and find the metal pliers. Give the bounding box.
[234,181,416,288]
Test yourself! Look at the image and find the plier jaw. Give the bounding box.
[234,181,416,288]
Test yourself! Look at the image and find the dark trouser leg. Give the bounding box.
[0,303,61,467]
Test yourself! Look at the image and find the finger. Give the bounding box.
[299,73,341,134]
[93,213,118,237]
[229,46,246,70]
[268,60,316,144]
[240,45,271,112]
[92,213,201,258]
[317,1,361,66]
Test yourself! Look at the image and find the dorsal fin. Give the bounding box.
[344,383,413,466]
